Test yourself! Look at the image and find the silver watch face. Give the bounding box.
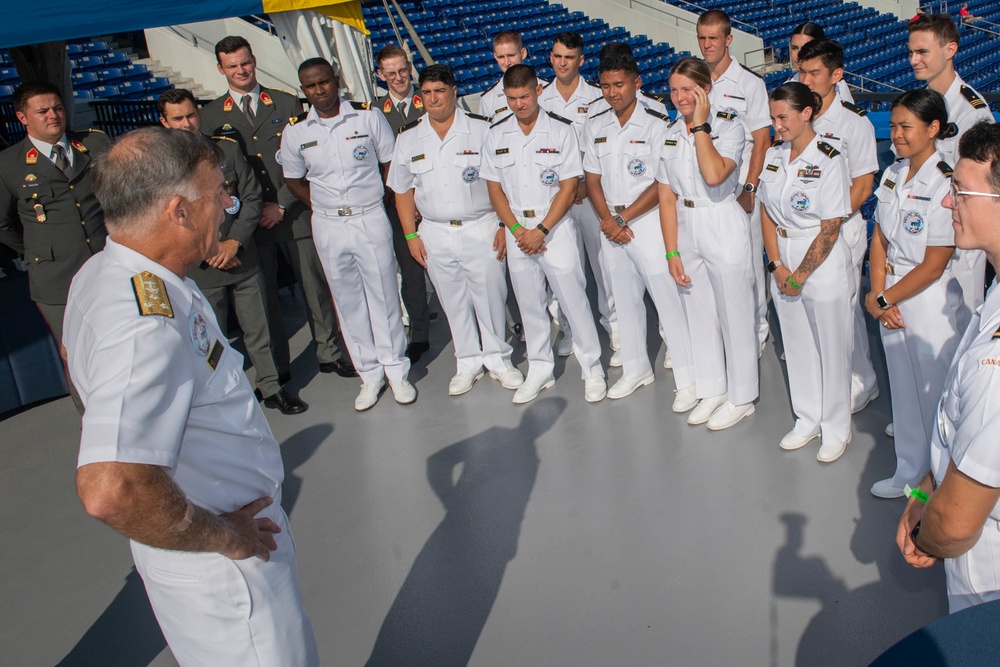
[614,215,626,227]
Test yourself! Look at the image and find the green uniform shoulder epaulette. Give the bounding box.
[960,85,987,109]
[467,112,490,123]
[546,110,572,125]
[771,138,784,148]
[841,100,867,116]
[212,135,238,143]
[131,271,174,318]
[350,100,371,110]
[288,111,308,126]
[817,141,840,158]
[645,107,670,123]
[938,160,954,178]
[716,110,737,121]
[741,63,763,78]
[399,118,421,133]
[490,114,513,128]
[589,107,612,120]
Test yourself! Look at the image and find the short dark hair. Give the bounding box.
[891,89,957,141]
[419,64,455,88]
[298,57,337,77]
[95,127,224,231]
[796,39,844,72]
[553,31,584,52]
[598,42,639,76]
[156,88,197,118]
[697,10,732,37]
[791,22,826,40]
[908,13,961,46]
[503,64,537,90]
[770,82,823,121]
[215,36,253,63]
[13,81,61,112]
[958,120,1000,193]
[376,45,408,67]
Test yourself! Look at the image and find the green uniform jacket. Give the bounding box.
[0,129,110,305]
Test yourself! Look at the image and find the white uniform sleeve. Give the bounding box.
[714,116,746,165]
[479,128,500,183]
[846,116,879,179]
[280,126,307,179]
[743,75,771,133]
[386,135,414,195]
[582,118,602,175]
[926,178,956,247]
[951,353,1000,488]
[814,154,853,221]
[371,110,395,163]
[559,123,584,181]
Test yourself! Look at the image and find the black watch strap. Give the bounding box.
[536,223,550,235]
[692,122,711,134]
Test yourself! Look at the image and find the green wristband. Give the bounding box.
[787,276,802,289]
[904,484,929,504]
[665,251,680,260]
[510,222,522,233]
[404,231,419,240]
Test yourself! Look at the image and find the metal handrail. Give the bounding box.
[842,70,905,93]
[664,0,761,37]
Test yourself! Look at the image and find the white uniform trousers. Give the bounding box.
[312,207,410,385]
[953,248,987,331]
[880,268,963,488]
[603,209,694,389]
[772,232,854,444]
[574,197,617,336]
[946,518,1000,613]
[505,215,604,381]
[677,201,759,404]
[420,214,514,375]
[131,509,319,667]
[843,215,878,395]
[748,195,770,346]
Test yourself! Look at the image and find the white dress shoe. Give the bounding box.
[448,370,485,396]
[672,385,698,412]
[607,371,654,399]
[687,394,728,425]
[610,328,621,352]
[355,379,386,411]
[850,386,879,414]
[490,368,525,389]
[513,376,555,404]
[388,379,417,405]
[662,350,672,369]
[706,401,755,430]
[817,432,852,463]
[609,349,623,367]
[885,422,894,438]
[779,429,820,451]
[557,332,574,357]
[584,376,608,402]
[871,478,906,499]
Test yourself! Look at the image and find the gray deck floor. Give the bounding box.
[2,287,948,666]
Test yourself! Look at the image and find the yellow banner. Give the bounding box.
[262,0,368,34]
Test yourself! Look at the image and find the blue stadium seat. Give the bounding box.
[103,52,130,67]
[74,56,105,71]
[0,84,14,100]
[72,71,101,89]
[92,85,120,98]
[0,67,18,84]
[73,89,96,101]
[94,68,125,85]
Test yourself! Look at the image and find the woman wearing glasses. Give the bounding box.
[759,82,853,462]
[866,89,963,499]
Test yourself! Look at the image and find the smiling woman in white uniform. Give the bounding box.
[759,82,854,462]
[866,89,963,498]
[657,57,758,430]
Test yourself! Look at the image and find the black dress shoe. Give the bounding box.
[406,341,430,363]
[318,358,358,378]
[263,390,308,415]
[278,371,292,386]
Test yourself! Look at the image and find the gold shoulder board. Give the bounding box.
[131,271,174,318]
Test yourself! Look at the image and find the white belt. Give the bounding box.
[422,211,496,228]
[678,194,736,209]
[513,205,550,219]
[314,201,382,217]
[775,226,819,239]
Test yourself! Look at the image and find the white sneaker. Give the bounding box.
[388,379,417,405]
[609,350,622,367]
[885,422,894,438]
[851,385,879,414]
[871,478,906,499]
[355,379,386,411]
[610,327,621,352]
[817,432,852,463]
[662,350,672,369]
[584,376,608,402]
[779,429,820,451]
[512,375,555,404]
[672,385,698,412]
[687,394,727,425]
[557,332,574,357]
[448,370,484,396]
[607,371,654,399]
[706,401,755,430]
[490,368,525,389]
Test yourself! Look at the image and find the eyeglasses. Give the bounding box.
[950,182,1000,202]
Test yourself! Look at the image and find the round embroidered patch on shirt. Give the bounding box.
[462,165,479,183]
[790,191,810,213]
[903,210,925,235]
[627,158,646,177]
[190,312,210,356]
[539,168,559,186]
[353,144,370,161]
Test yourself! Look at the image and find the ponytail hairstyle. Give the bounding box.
[769,82,822,122]
[790,22,826,40]
[891,89,958,140]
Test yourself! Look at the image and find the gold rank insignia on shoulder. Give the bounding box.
[383,98,393,113]
[223,97,234,112]
[993,322,1000,339]
[885,179,896,190]
[817,141,840,158]
[25,147,38,165]
[131,271,174,318]
[412,95,423,111]
[71,139,88,153]
[937,161,954,178]
[260,91,273,106]
[961,85,986,109]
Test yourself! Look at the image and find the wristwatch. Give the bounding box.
[743,182,757,194]
[766,259,782,273]
[691,122,711,134]
[910,520,922,549]
[876,292,893,310]
[537,223,550,235]
[613,214,627,228]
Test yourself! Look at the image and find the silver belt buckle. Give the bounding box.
[522,209,536,218]
[614,205,627,213]
[683,199,695,208]
[450,220,463,227]
[776,227,788,238]
[886,263,896,275]
[337,207,352,216]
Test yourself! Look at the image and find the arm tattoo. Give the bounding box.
[795,217,842,278]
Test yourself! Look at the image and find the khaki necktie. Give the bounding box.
[242,94,256,124]
[51,145,71,176]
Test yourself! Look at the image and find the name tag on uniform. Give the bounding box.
[207,340,224,370]
[594,137,608,144]
[495,148,509,155]
[766,164,779,172]
[300,141,318,150]
[411,154,426,162]
[664,140,678,147]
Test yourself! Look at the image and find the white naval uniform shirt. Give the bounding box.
[481,110,583,212]
[386,109,494,221]
[280,100,395,210]
[812,95,878,182]
[65,239,285,518]
[654,110,746,200]
[582,105,668,207]
[757,139,852,230]
[588,90,670,121]
[708,57,770,184]
[875,153,954,270]
[939,74,995,166]
[789,72,855,104]
[478,76,550,120]
[538,77,604,142]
